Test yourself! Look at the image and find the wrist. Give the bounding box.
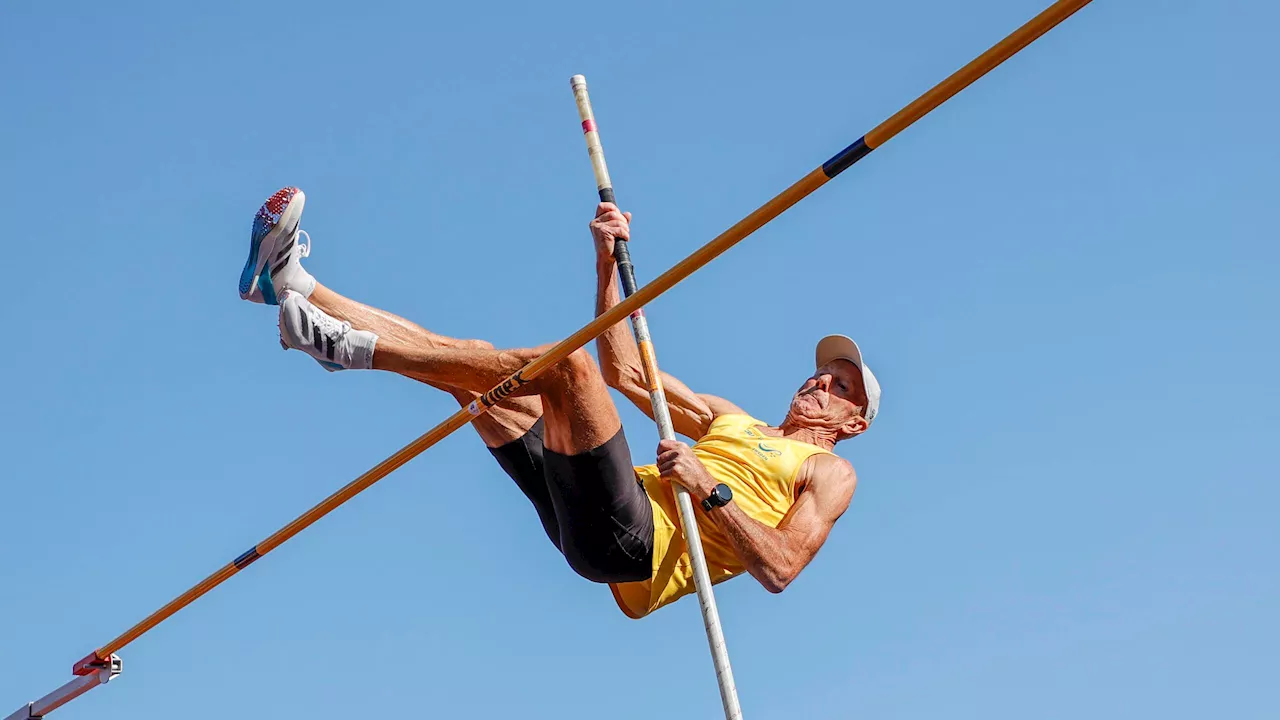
[701,482,734,512]
[673,476,713,498]
[685,470,715,498]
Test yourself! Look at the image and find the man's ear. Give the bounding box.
[838,415,870,441]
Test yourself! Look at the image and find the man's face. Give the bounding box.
[787,359,869,439]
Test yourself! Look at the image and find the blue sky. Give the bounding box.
[2,0,1276,718]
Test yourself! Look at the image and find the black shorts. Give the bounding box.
[488,419,654,584]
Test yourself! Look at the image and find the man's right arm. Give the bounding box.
[590,203,745,440]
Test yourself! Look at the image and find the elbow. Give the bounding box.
[759,563,798,594]
[600,367,621,390]
[599,362,624,390]
[603,372,633,395]
[602,363,640,393]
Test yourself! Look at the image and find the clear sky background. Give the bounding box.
[2,1,1276,718]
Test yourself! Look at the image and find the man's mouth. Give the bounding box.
[798,390,826,409]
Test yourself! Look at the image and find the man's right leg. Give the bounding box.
[287,284,571,547]
[299,284,565,545]
[283,286,652,583]
[306,283,543,449]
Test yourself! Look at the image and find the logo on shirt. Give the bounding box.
[753,442,782,461]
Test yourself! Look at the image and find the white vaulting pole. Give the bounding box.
[570,74,744,720]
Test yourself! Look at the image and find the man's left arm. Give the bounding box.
[657,444,856,593]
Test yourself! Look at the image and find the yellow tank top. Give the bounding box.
[610,413,833,618]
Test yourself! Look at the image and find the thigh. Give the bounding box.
[486,419,560,549]
[542,427,654,584]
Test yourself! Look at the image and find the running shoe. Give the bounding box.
[277,291,377,371]
[239,187,315,305]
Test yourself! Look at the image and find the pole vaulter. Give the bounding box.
[7,1,1094,717]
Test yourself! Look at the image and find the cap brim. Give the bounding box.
[816,334,864,371]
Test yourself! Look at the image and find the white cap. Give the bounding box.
[815,335,881,427]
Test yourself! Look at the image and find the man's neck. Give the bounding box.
[768,420,839,451]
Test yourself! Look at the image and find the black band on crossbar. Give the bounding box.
[233,548,261,570]
[821,137,873,178]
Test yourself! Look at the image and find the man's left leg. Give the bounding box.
[525,348,656,583]
[241,186,652,582]
[239,187,563,543]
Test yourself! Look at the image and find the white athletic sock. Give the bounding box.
[346,330,377,370]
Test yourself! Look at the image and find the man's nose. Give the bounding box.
[816,374,832,391]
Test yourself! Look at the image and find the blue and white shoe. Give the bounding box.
[239,187,316,305]
[278,291,377,372]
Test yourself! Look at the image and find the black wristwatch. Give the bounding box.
[701,483,733,512]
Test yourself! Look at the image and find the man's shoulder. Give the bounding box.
[800,453,857,488]
[805,451,852,470]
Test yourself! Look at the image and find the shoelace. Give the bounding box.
[306,302,351,342]
[296,229,312,259]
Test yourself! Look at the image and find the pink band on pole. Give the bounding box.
[582,119,597,133]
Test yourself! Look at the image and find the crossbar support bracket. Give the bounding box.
[4,655,121,720]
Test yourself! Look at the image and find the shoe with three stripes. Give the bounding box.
[239,187,316,305]
[278,291,377,372]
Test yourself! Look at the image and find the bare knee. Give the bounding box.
[548,348,600,387]
[537,347,619,455]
